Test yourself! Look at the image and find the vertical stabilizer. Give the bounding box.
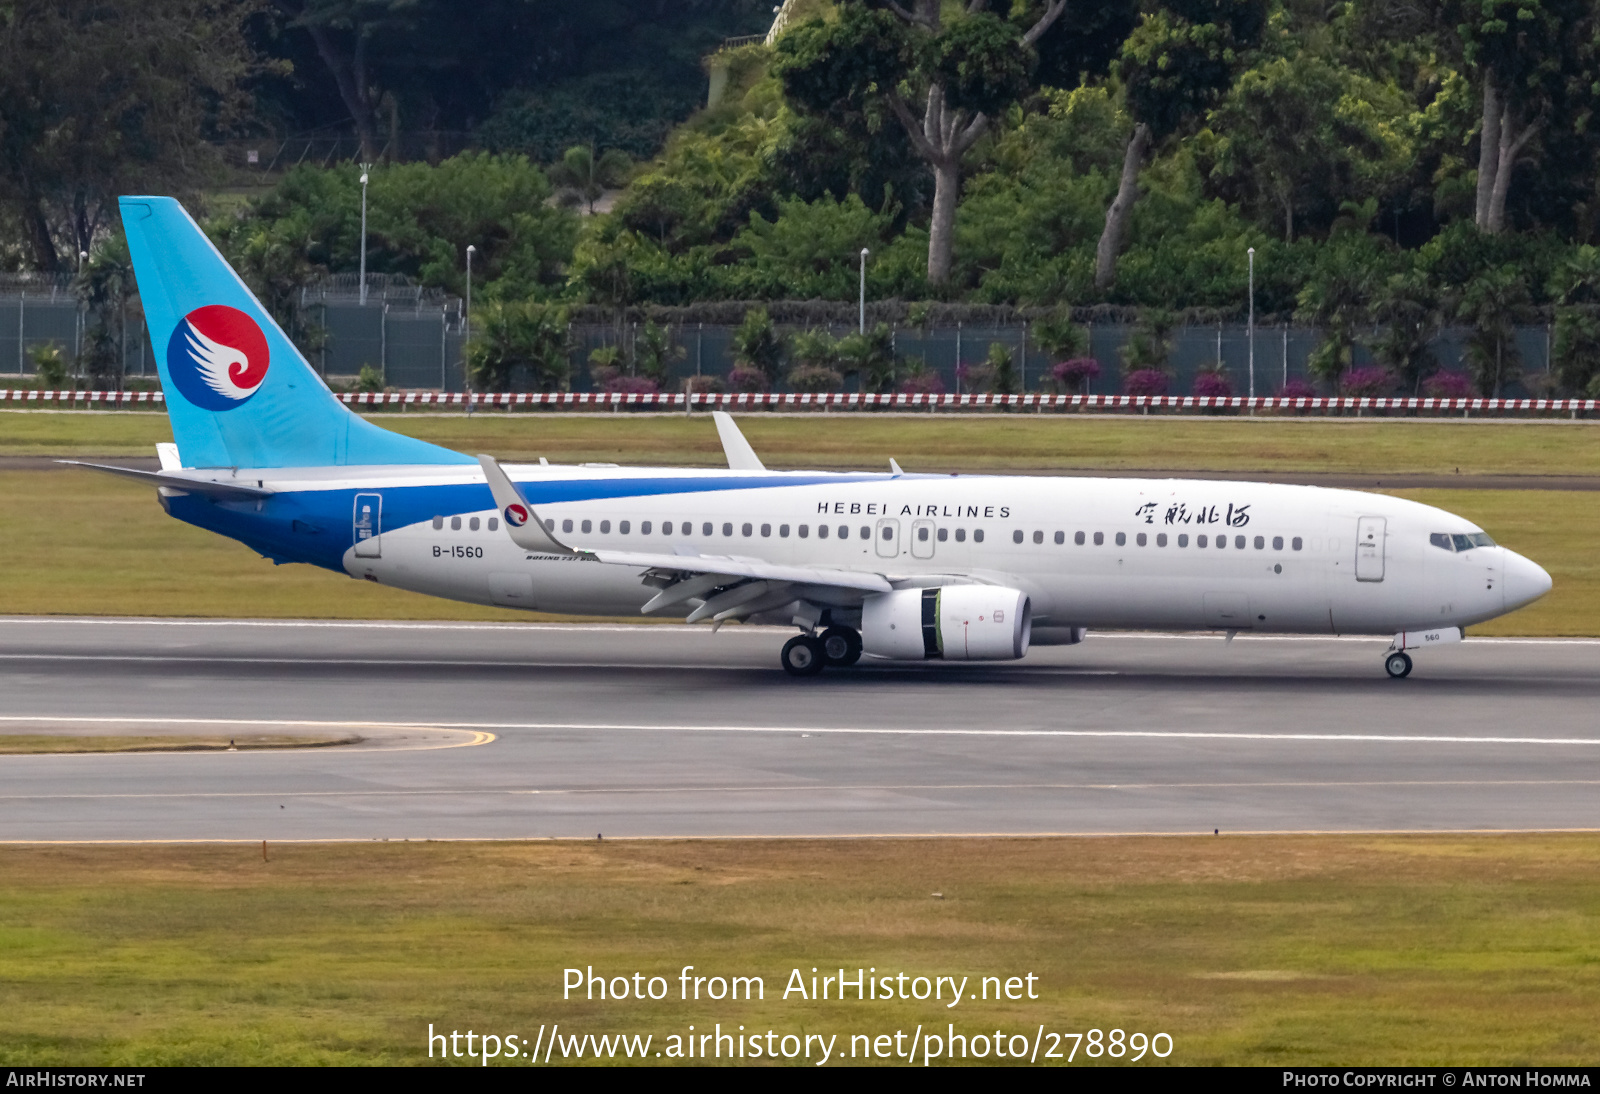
[119,196,472,469]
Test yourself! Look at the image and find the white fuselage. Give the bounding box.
[234,463,1551,638]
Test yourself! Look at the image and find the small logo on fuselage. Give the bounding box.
[166,305,270,411]
[504,503,530,527]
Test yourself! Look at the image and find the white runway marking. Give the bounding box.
[3,716,1597,748]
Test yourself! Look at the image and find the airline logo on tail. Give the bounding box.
[166,305,270,410]
[504,503,530,527]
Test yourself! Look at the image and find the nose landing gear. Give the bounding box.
[1384,650,1413,679]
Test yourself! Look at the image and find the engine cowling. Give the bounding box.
[860,586,1032,661]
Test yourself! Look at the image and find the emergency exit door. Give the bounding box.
[353,493,382,558]
[1355,516,1385,581]
[875,518,901,558]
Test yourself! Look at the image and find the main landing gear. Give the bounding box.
[781,627,862,676]
[1384,650,1413,679]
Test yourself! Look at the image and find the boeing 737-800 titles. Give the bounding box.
[79,197,1552,677]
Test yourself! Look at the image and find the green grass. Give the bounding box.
[0,469,1590,633]
[5,409,1600,477]
[0,837,1597,1065]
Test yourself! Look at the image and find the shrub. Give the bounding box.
[1276,378,1318,399]
[356,364,385,393]
[605,374,659,395]
[1050,358,1100,393]
[1192,371,1232,398]
[1341,366,1394,398]
[683,374,726,395]
[29,343,68,388]
[899,371,946,396]
[727,365,769,393]
[786,364,845,393]
[1123,369,1169,397]
[1422,370,1474,398]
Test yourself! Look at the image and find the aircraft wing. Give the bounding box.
[588,549,892,593]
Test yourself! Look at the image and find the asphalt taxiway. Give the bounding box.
[1,617,1596,840]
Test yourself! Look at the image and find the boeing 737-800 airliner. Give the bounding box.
[80,197,1552,677]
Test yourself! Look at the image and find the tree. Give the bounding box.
[1369,269,1442,394]
[1456,265,1534,395]
[775,1,1072,285]
[464,301,572,392]
[1550,245,1600,393]
[550,146,634,214]
[1443,0,1600,234]
[731,307,786,382]
[635,321,686,386]
[1095,0,1267,288]
[0,0,260,270]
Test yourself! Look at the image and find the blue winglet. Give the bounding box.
[119,196,472,469]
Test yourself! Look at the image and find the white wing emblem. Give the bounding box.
[183,322,258,400]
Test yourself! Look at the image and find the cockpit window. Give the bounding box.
[1432,532,1496,552]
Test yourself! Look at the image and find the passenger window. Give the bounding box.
[702,522,713,536]
[938,528,948,542]
[1272,536,1283,550]
[1197,534,1207,547]
[1093,532,1104,546]
[599,520,610,534]
[798,524,809,538]
[1115,532,1126,546]
[1013,530,1024,544]
[1033,530,1043,544]
[1075,531,1085,545]
[619,521,629,534]
[973,529,985,543]
[1235,535,1245,549]
[818,525,829,539]
[840,525,850,539]
[1178,534,1188,547]
[1156,533,1167,547]
[1218,536,1227,549]
[467,516,478,531]
[761,523,771,537]
[955,529,966,542]
[1136,532,1147,547]
[917,527,929,541]
[432,516,443,530]
[886,526,898,541]
[723,523,734,537]
[581,520,592,534]
[488,518,499,531]
[1054,531,1064,545]
[741,523,752,537]
[1253,535,1263,549]
[1292,536,1303,551]
[857,526,867,539]
[645,521,657,535]
[454,516,464,531]
[779,524,790,537]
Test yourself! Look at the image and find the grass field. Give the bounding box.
[6,408,1600,477]
[0,469,1590,633]
[0,836,1596,1065]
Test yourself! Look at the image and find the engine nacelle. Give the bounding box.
[861,586,1031,661]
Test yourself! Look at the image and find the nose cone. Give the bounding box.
[1503,550,1553,612]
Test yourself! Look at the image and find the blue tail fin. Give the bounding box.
[119,196,472,469]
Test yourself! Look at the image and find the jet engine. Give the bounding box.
[860,586,1031,661]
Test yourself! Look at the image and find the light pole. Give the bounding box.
[1247,246,1256,402]
[859,247,870,335]
[464,244,476,411]
[358,164,371,306]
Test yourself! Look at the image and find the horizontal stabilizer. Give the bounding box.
[57,460,272,500]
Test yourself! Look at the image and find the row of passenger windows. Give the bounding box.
[431,512,1306,554]
[1016,529,1303,551]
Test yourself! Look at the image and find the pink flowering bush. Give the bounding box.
[682,374,726,395]
[1276,378,1318,399]
[899,371,946,396]
[1341,366,1394,398]
[1123,368,1169,397]
[1191,371,1233,398]
[1050,358,1100,392]
[726,366,769,393]
[604,374,658,395]
[1423,370,1474,398]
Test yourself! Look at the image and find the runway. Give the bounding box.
[1,616,1597,840]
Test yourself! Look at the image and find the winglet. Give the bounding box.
[476,454,578,555]
[890,458,904,476]
[712,411,765,471]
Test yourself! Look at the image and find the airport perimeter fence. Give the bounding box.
[0,274,1562,401]
[7,388,1600,417]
